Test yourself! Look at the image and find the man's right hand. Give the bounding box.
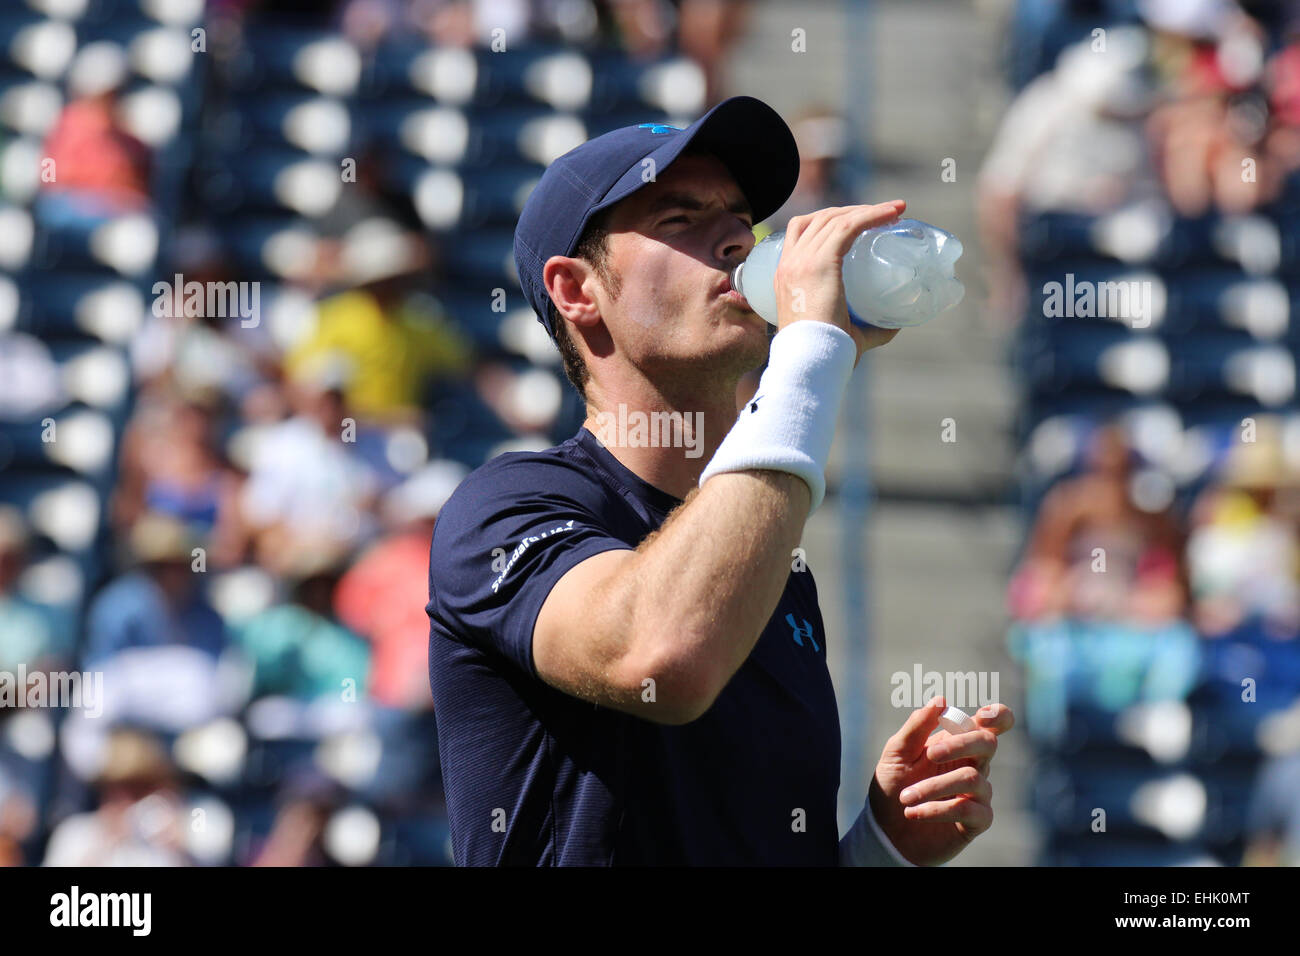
[773,199,908,367]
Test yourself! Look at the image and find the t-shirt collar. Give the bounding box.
[574,425,685,514]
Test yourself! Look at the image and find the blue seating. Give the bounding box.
[1022,261,1164,331]
[368,39,594,113]
[196,147,341,218]
[1196,755,1263,847]
[586,50,704,116]
[385,157,541,232]
[1161,271,1288,339]
[215,92,354,157]
[438,228,516,284]
[1020,320,1166,396]
[7,274,146,344]
[1164,330,1293,405]
[384,815,453,865]
[425,379,515,468]
[0,13,74,83]
[362,100,584,168]
[224,26,362,97]
[0,405,115,476]
[434,283,519,350]
[1033,751,1205,838]
[1040,832,1218,867]
[217,215,319,280]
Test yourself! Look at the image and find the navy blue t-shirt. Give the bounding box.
[426,425,842,865]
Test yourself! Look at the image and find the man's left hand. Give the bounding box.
[870,695,1015,866]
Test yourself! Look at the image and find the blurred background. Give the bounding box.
[1,0,1299,867]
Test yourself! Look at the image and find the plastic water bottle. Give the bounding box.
[731,218,965,330]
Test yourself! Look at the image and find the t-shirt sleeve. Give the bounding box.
[427,458,636,679]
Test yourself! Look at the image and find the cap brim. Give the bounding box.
[594,95,801,226]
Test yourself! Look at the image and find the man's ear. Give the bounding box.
[543,255,602,327]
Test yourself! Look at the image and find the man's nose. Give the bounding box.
[715,214,755,267]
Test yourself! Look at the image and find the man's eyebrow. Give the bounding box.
[646,191,753,220]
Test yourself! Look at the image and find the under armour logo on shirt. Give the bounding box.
[786,613,818,651]
[638,123,682,134]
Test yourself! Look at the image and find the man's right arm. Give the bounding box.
[534,201,908,725]
[533,468,811,725]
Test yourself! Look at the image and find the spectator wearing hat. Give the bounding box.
[1186,418,1300,638]
[83,513,227,667]
[43,728,191,867]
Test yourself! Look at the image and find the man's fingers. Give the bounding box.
[926,727,998,766]
[973,703,1015,735]
[793,201,904,251]
[899,765,991,807]
[902,795,994,834]
[849,325,900,368]
[808,201,906,259]
[888,695,946,761]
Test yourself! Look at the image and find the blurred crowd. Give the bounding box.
[995,0,1300,866]
[0,0,863,866]
[979,0,1300,327]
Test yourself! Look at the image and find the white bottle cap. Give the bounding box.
[939,705,977,736]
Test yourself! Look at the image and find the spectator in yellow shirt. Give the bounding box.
[286,219,473,422]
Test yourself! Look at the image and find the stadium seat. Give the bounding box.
[1021,321,1169,397]
[586,50,706,117]
[385,157,541,232]
[368,39,595,113]
[0,76,61,137]
[437,227,516,285]
[0,472,103,553]
[1161,271,1289,339]
[1032,751,1209,841]
[0,406,116,476]
[216,92,353,157]
[197,147,342,218]
[0,13,77,82]
[224,26,361,97]
[29,206,159,277]
[425,378,516,469]
[1040,831,1220,867]
[5,273,145,344]
[362,100,587,168]
[218,215,320,281]
[1163,332,1295,407]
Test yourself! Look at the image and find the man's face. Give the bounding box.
[591,153,769,388]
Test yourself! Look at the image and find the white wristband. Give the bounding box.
[699,320,857,512]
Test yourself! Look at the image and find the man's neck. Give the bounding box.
[582,384,745,502]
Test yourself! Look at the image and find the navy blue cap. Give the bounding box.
[513,95,800,340]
